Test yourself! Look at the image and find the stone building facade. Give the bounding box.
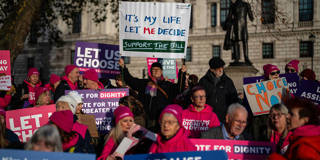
[14,0,319,91]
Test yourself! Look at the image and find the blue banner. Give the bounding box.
[0,149,96,160]
[296,80,320,104]
[124,151,228,160]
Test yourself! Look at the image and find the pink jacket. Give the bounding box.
[97,137,117,160]
[270,130,292,154]
[182,104,220,138]
[149,128,196,154]
[0,94,11,112]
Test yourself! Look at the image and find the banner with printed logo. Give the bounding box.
[191,139,275,160]
[243,78,289,116]
[125,151,227,160]
[0,50,11,91]
[74,42,120,79]
[119,2,191,58]
[66,88,129,134]
[5,105,56,142]
[147,58,178,82]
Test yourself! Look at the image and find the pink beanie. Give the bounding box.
[263,64,280,77]
[64,65,77,76]
[83,69,104,88]
[49,74,61,85]
[114,106,134,124]
[35,87,50,102]
[27,68,39,77]
[50,110,74,133]
[286,60,300,72]
[159,104,183,126]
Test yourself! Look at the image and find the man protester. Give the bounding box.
[83,69,104,90]
[199,57,239,123]
[201,103,248,140]
[54,65,80,102]
[119,58,179,132]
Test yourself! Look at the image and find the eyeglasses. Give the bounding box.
[270,71,280,76]
[234,120,247,125]
[269,113,285,119]
[160,120,178,126]
[193,95,206,99]
[285,68,296,73]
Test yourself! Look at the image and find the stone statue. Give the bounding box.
[223,0,254,65]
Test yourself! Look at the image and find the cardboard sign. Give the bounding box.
[191,139,275,160]
[74,42,120,78]
[296,80,320,104]
[5,105,56,142]
[147,58,178,82]
[125,151,227,160]
[76,114,99,138]
[243,78,289,116]
[0,50,11,91]
[66,88,129,134]
[0,149,96,160]
[119,2,191,58]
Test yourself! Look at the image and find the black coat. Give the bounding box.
[199,70,239,122]
[54,80,71,102]
[201,125,245,140]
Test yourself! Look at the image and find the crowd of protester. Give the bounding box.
[0,57,319,160]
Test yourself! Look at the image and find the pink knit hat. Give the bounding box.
[159,104,183,126]
[27,68,39,77]
[64,65,77,76]
[263,64,280,77]
[114,106,134,124]
[83,69,104,88]
[49,74,61,85]
[286,60,299,72]
[50,110,74,133]
[35,87,50,102]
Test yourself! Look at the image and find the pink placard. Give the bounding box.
[0,50,11,90]
[191,139,276,160]
[6,105,56,142]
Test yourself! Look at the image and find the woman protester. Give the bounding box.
[119,96,146,127]
[268,104,292,154]
[35,87,53,106]
[149,104,196,153]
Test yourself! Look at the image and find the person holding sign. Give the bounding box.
[285,60,299,74]
[300,68,316,81]
[149,104,196,153]
[83,69,104,90]
[54,65,80,102]
[182,86,220,138]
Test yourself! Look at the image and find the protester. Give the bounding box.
[115,74,139,99]
[119,58,179,132]
[201,103,248,140]
[25,125,62,152]
[83,68,104,90]
[12,68,42,108]
[285,60,299,74]
[54,65,80,102]
[119,96,146,127]
[268,97,320,159]
[67,91,83,114]
[0,111,21,149]
[268,104,292,154]
[0,85,15,112]
[199,57,239,123]
[48,74,61,93]
[35,87,52,106]
[300,68,316,81]
[55,94,78,114]
[182,86,220,138]
[263,64,280,80]
[49,110,94,153]
[149,104,196,153]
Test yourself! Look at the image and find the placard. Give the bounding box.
[5,105,56,142]
[76,114,99,138]
[119,2,191,58]
[191,139,275,160]
[243,78,289,116]
[296,80,320,104]
[125,151,227,160]
[74,42,120,78]
[0,50,11,91]
[66,88,129,134]
[147,58,178,82]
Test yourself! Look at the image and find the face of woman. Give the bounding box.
[160,114,180,139]
[40,91,51,105]
[32,141,54,152]
[288,107,308,130]
[29,74,39,85]
[268,70,280,80]
[119,116,134,133]
[269,109,287,131]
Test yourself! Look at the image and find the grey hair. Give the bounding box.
[227,103,248,117]
[25,125,62,152]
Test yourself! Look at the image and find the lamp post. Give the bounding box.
[309,33,316,71]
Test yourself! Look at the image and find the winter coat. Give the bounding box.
[11,80,42,109]
[0,91,11,111]
[270,130,292,154]
[182,104,220,138]
[268,125,320,160]
[149,128,196,153]
[97,137,117,160]
[54,76,78,102]
[199,70,239,122]
[201,125,245,140]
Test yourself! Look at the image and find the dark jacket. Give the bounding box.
[200,125,245,140]
[11,80,42,109]
[54,80,71,102]
[199,70,239,122]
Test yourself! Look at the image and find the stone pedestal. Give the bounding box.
[224,65,259,92]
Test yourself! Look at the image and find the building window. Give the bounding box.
[212,45,221,58]
[72,12,82,33]
[220,0,231,26]
[261,0,275,24]
[122,56,131,64]
[299,0,313,21]
[185,47,192,62]
[190,6,193,28]
[300,41,313,57]
[211,3,217,27]
[262,43,274,58]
